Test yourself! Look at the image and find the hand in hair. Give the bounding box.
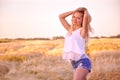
[76,7,87,12]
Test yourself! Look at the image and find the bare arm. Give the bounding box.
[76,7,90,38]
[59,11,74,31]
[81,10,89,38]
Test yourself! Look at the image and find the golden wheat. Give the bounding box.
[0,38,120,80]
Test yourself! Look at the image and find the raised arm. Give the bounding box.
[59,11,74,31]
[76,7,90,38]
[82,10,89,38]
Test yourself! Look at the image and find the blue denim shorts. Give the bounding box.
[71,58,91,72]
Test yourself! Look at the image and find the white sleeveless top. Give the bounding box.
[63,28,89,61]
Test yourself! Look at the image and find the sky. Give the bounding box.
[0,0,120,38]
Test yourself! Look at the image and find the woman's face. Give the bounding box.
[72,11,83,27]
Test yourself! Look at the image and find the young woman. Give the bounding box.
[59,7,93,80]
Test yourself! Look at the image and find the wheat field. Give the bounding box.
[0,38,120,80]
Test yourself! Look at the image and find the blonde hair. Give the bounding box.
[86,13,93,39]
[84,12,94,49]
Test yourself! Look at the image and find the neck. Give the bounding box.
[72,25,82,31]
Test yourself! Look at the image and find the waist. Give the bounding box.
[62,51,88,61]
[64,49,85,54]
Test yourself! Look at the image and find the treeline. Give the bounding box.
[15,38,50,40]
[0,36,64,43]
[0,34,120,43]
[0,38,50,43]
[13,36,64,40]
[91,34,120,39]
[52,36,64,40]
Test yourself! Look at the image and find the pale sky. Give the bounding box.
[0,0,120,38]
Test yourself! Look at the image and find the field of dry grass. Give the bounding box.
[0,38,120,80]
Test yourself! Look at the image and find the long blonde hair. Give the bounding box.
[86,13,93,40]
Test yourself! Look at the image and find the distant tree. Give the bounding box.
[15,38,50,40]
[0,38,13,43]
[100,36,107,38]
[109,36,116,38]
[108,34,120,38]
[32,38,50,40]
[52,36,64,40]
[91,36,99,39]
